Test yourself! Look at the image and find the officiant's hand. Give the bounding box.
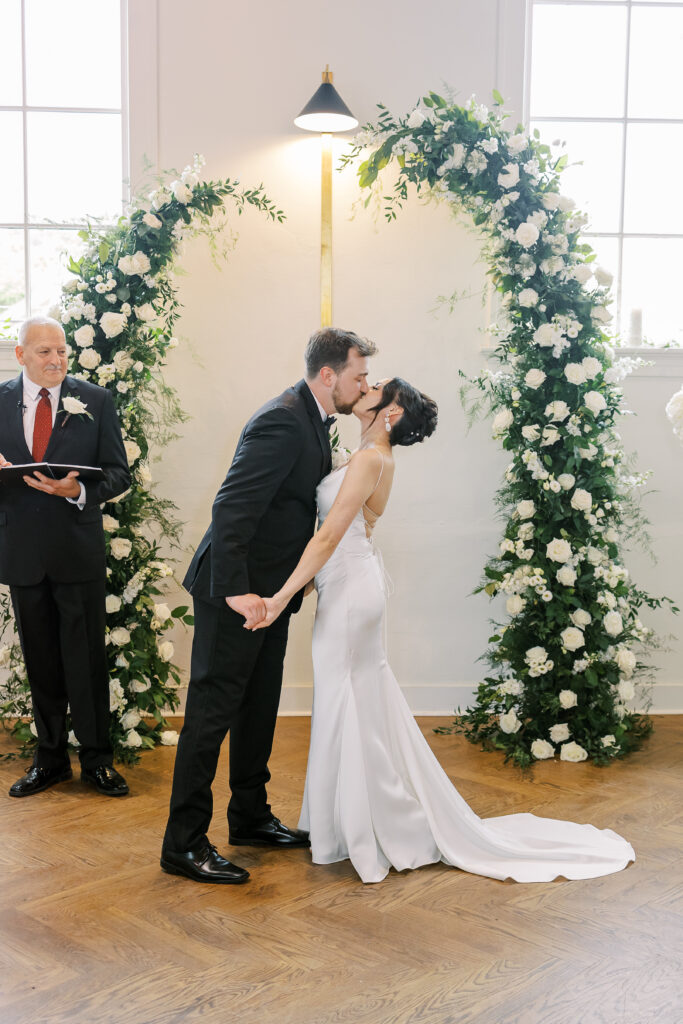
[0,453,12,467]
[250,595,286,631]
[226,594,267,629]
[23,470,81,499]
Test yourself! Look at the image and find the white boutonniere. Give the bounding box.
[329,422,351,470]
[59,394,93,426]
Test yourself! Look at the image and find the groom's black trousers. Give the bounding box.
[163,595,291,853]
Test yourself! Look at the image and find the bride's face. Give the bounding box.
[352,379,389,420]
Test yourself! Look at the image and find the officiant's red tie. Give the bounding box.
[32,388,52,461]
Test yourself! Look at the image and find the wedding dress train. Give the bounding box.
[298,464,635,884]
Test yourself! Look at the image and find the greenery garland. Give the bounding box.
[345,92,676,767]
[0,156,284,763]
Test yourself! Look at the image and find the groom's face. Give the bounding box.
[331,348,369,415]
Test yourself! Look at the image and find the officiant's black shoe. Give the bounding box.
[9,763,72,798]
[229,815,311,848]
[160,842,250,884]
[81,765,129,797]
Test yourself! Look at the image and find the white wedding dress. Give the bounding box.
[298,462,635,884]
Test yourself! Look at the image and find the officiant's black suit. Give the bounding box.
[164,379,332,853]
[0,373,130,770]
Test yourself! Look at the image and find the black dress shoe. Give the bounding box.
[81,765,129,797]
[229,815,311,848]
[9,764,72,798]
[160,842,250,884]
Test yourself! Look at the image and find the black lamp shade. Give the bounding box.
[294,81,358,132]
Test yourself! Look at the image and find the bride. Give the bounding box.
[252,378,635,884]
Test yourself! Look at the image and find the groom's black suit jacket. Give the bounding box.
[183,379,332,611]
[0,373,130,586]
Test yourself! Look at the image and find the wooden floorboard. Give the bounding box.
[0,716,681,1024]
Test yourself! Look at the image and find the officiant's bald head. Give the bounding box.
[16,316,68,389]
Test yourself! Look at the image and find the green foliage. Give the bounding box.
[350,94,674,767]
[0,156,284,763]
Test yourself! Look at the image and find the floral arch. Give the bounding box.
[345,92,673,767]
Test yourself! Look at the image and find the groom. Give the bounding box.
[161,327,377,883]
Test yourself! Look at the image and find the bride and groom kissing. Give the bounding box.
[161,327,634,886]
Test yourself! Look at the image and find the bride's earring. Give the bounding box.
[385,412,391,432]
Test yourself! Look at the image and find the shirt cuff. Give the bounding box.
[66,481,86,509]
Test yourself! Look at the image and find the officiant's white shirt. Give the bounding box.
[22,369,86,507]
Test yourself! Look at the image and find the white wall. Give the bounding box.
[4,0,681,715]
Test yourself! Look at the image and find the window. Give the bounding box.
[0,0,127,327]
[526,1,683,346]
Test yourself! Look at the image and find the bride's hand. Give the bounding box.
[249,595,285,630]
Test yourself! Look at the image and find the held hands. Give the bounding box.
[226,594,268,630]
[23,470,81,499]
[250,596,286,631]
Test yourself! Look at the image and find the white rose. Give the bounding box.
[560,627,585,651]
[584,390,607,415]
[617,679,635,702]
[498,163,520,189]
[100,311,127,338]
[560,741,588,762]
[113,350,134,374]
[531,739,555,760]
[78,348,101,370]
[123,728,143,748]
[138,465,152,485]
[592,305,612,324]
[546,538,572,563]
[541,426,560,446]
[615,648,636,678]
[522,425,541,442]
[170,179,193,203]
[540,192,561,210]
[526,646,547,663]
[110,626,131,646]
[518,288,538,308]
[556,564,577,587]
[571,609,592,628]
[603,611,623,637]
[143,212,162,228]
[570,488,592,512]
[533,323,558,348]
[73,325,95,348]
[120,709,141,730]
[61,396,87,418]
[499,709,522,734]
[559,688,579,708]
[498,679,523,696]
[524,369,546,389]
[134,303,157,324]
[124,440,141,464]
[564,363,587,385]
[153,603,172,624]
[582,356,602,379]
[586,546,604,565]
[515,222,540,249]
[129,678,151,693]
[406,107,426,128]
[160,730,179,746]
[158,640,174,662]
[492,408,514,435]
[549,723,570,743]
[506,595,525,616]
[557,473,575,490]
[594,266,613,287]
[102,515,119,532]
[517,500,536,520]
[110,537,132,560]
[545,401,570,422]
[601,734,616,748]
[105,594,122,614]
[507,134,528,155]
[571,263,593,285]
[556,195,576,212]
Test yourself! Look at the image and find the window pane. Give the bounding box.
[530,5,628,118]
[0,0,23,105]
[531,120,623,233]
[624,124,683,234]
[27,112,123,224]
[29,229,84,315]
[0,229,26,321]
[621,238,683,347]
[25,0,121,108]
[629,8,683,120]
[0,113,25,223]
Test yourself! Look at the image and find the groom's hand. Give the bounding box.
[226,594,267,629]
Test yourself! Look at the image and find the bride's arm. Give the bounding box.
[249,449,383,630]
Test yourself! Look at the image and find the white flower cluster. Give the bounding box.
[525,646,553,678]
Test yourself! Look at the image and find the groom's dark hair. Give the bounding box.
[305,327,377,378]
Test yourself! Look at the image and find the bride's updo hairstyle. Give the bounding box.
[370,378,438,447]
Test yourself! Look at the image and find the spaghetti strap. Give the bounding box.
[362,452,385,532]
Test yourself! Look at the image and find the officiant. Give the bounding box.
[0,316,131,798]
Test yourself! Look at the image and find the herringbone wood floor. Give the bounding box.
[0,716,681,1024]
